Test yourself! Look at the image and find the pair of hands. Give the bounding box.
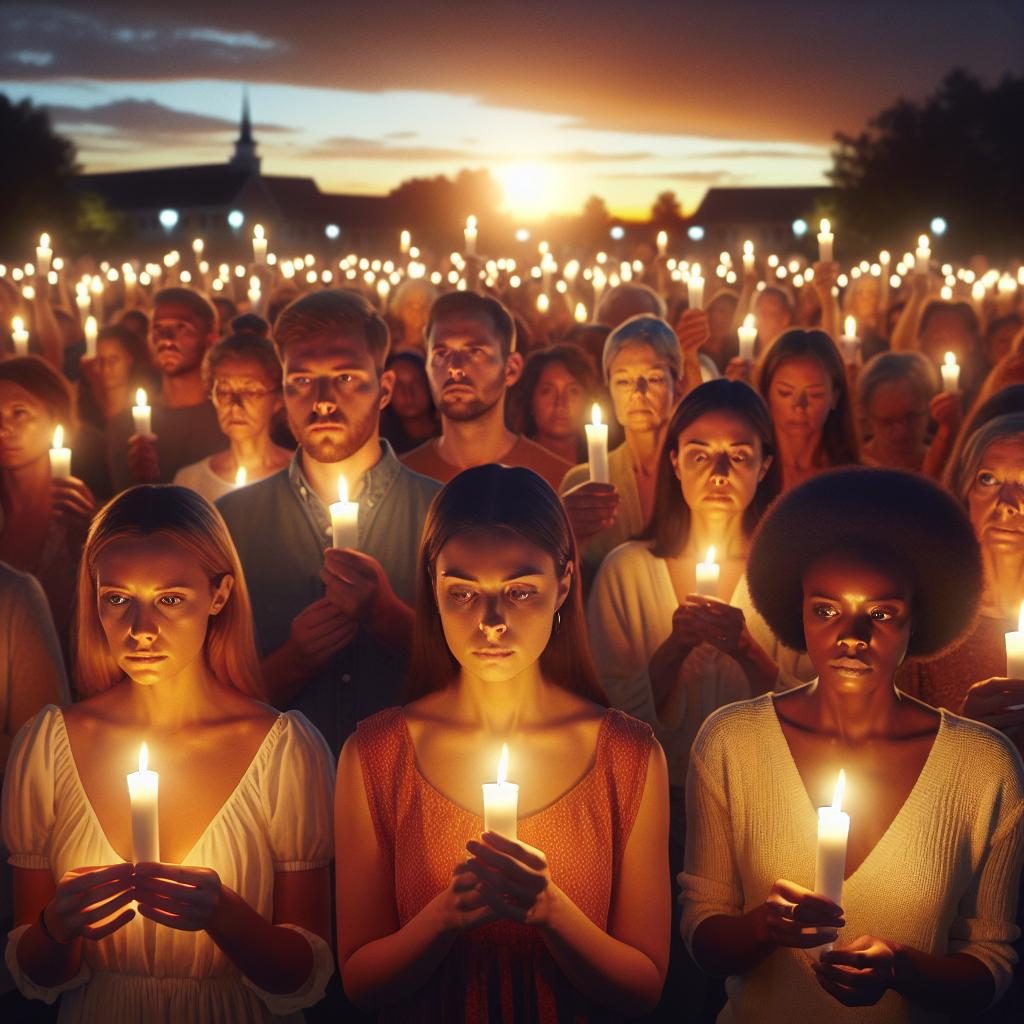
[443,832,556,933]
[127,433,161,484]
[960,677,1024,735]
[760,878,896,1007]
[51,477,97,545]
[669,595,747,658]
[41,862,222,944]
[563,481,619,543]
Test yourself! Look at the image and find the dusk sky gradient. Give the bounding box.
[2,1,1021,217]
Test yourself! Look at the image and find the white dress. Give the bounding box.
[173,457,238,505]
[2,706,336,1023]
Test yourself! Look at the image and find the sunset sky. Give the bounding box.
[2,1,1021,219]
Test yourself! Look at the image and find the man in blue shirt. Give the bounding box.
[218,290,440,753]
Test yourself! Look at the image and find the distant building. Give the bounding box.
[687,186,835,253]
[75,92,401,252]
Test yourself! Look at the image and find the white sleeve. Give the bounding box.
[240,924,334,1016]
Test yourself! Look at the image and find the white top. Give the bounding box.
[586,540,815,789]
[173,457,239,505]
[2,706,336,1023]
[680,694,1024,1024]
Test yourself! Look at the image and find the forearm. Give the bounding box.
[16,913,84,988]
[649,640,694,728]
[366,594,413,656]
[207,886,315,995]
[680,352,704,402]
[890,292,927,352]
[342,890,460,1009]
[921,429,955,480]
[890,945,994,1013]
[691,908,774,978]
[732,631,780,696]
[260,640,312,708]
[32,292,64,371]
[539,884,665,1016]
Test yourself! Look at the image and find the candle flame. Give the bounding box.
[819,218,831,234]
[657,230,667,247]
[85,315,97,337]
[52,424,64,449]
[831,769,846,812]
[12,315,24,333]
[743,239,754,255]
[702,545,716,568]
[690,262,701,278]
[235,466,248,487]
[466,215,477,230]
[918,234,929,248]
[249,275,260,291]
[139,742,149,774]
[254,224,265,240]
[844,315,857,338]
[497,743,509,786]
[536,293,549,313]
[944,351,956,367]
[192,238,203,251]
[337,474,349,504]
[743,313,756,330]
[591,403,603,427]
[574,302,588,323]
[135,387,147,407]
[39,233,50,248]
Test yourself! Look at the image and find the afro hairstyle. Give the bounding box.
[746,467,981,657]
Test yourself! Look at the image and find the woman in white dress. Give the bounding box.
[1,485,335,1023]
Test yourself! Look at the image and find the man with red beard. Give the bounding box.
[217,289,439,754]
[401,291,570,490]
[105,288,224,491]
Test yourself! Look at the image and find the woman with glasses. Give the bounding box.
[174,334,292,503]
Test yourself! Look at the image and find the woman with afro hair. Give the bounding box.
[679,468,1024,1022]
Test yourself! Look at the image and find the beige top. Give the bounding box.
[680,693,1024,1023]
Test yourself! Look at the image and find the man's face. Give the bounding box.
[149,302,212,378]
[426,313,520,423]
[283,329,393,464]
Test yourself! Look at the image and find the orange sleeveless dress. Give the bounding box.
[355,706,655,1023]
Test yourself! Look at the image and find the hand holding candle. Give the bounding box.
[127,742,160,863]
[482,743,518,839]
[330,474,359,550]
[585,403,609,483]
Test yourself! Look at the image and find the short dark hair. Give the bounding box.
[747,467,981,657]
[153,287,218,336]
[273,289,390,369]
[426,291,517,358]
[202,333,283,393]
[0,355,74,427]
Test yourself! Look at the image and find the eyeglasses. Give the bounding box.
[210,386,278,408]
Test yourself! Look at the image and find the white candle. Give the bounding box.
[234,466,248,488]
[574,302,588,324]
[400,229,411,254]
[36,233,52,277]
[49,424,71,478]
[742,239,755,273]
[738,314,758,361]
[940,351,960,393]
[1006,601,1024,679]
[464,215,478,256]
[84,315,98,358]
[813,769,849,958]
[127,742,160,863]
[76,288,91,327]
[914,234,931,275]
[817,219,834,263]
[656,230,668,256]
[688,263,705,310]
[482,743,518,839]
[695,546,720,597]
[132,388,152,436]
[536,293,549,315]
[10,316,29,356]
[247,275,262,314]
[252,224,267,265]
[840,315,860,364]
[192,237,204,258]
[330,474,359,549]
[586,403,610,483]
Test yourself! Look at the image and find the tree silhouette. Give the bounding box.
[829,69,1024,258]
[0,95,81,253]
[389,168,503,248]
[577,194,612,251]
[650,190,684,229]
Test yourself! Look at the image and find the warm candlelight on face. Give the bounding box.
[813,769,849,957]
[585,403,610,484]
[695,546,720,597]
[738,313,757,361]
[127,742,160,863]
[940,351,960,393]
[49,424,71,478]
[132,387,152,436]
[482,743,519,839]
[817,219,834,263]
[330,474,359,550]
[1005,601,1024,680]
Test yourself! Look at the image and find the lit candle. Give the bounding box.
[940,351,960,393]
[132,388,152,436]
[330,474,359,549]
[738,314,757,361]
[464,215,478,256]
[813,769,849,958]
[252,224,267,265]
[840,315,860,364]
[127,742,160,863]
[586,403,609,483]
[742,239,755,273]
[36,233,52,277]
[687,263,705,310]
[400,229,411,254]
[48,424,71,478]
[574,302,588,324]
[1005,601,1024,679]
[914,234,931,276]
[234,466,248,488]
[536,292,549,315]
[192,237,204,258]
[84,315,98,358]
[247,275,262,313]
[656,230,668,256]
[482,743,518,839]
[695,546,720,597]
[817,219,834,263]
[75,287,91,327]
[10,316,29,356]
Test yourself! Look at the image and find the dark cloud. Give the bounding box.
[45,98,289,135]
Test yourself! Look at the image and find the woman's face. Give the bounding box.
[767,355,835,442]
[389,359,432,421]
[802,551,912,696]
[210,356,282,442]
[96,337,134,391]
[671,409,770,523]
[531,361,586,441]
[0,381,56,470]
[95,534,232,688]
[397,286,432,344]
[434,529,570,686]
[864,378,929,463]
[608,342,676,437]
[967,436,1024,557]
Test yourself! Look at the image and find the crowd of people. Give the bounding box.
[0,233,1021,1023]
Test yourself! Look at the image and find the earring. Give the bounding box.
[554,610,562,633]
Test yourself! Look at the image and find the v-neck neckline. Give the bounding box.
[765,695,946,885]
[56,708,284,865]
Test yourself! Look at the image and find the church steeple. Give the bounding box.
[230,87,261,174]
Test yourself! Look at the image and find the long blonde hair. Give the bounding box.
[74,486,264,699]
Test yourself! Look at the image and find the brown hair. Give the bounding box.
[406,465,606,705]
[74,486,264,700]
[0,356,74,427]
[426,291,517,358]
[273,289,390,369]
[154,287,218,336]
[202,332,283,392]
